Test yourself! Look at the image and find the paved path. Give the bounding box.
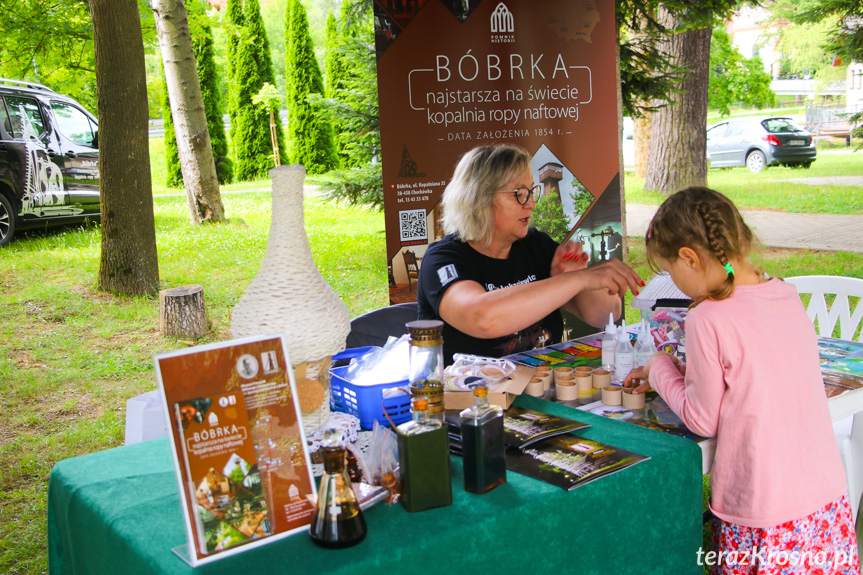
[627,204,863,253]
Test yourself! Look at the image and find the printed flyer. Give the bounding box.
[154,335,316,566]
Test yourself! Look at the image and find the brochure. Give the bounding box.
[446,405,590,451]
[154,334,316,567]
[504,435,649,491]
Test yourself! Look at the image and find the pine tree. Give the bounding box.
[324,10,353,166]
[161,63,183,188]
[192,23,233,184]
[225,0,244,162]
[285,0,338,175]
[232,0,286,180]
[313,1,381,207]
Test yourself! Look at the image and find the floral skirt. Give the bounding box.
[709,493,861,575]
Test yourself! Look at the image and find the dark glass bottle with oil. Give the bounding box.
[397,396,452,512]
[459,384,506,494]
[309,429,367,548]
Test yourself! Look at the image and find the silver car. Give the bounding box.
[706,116,816,173]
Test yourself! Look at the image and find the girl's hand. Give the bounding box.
[623,366,651,394]
[623,352,681,394]
[551,241,588,276]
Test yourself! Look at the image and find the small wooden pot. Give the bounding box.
[525,378,545,397]
[602,385,623,406]
[592,369,612,389]
[622,388,646,409]
[556,380,578,401]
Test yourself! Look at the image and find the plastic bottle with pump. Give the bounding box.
[601,313,617,369]
[614,320,635,378]
[634,319,658,368]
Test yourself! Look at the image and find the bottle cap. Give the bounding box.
[406,320,444,346]
[322,427,342,449]
[605,312,617,336]
[473,385,488,398]
[412,396,429,411]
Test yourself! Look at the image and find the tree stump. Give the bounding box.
[159,285,208,339]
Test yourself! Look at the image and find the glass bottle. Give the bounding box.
[601,313,617,369]
[309,428,367,548]
[406,320,445,423]
[614,319,635,378]
[634,319,657,367]
[397,396,452,512]
[459,384,506,494]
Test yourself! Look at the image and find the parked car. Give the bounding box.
[0,78,100,246]
[706,116,816,173]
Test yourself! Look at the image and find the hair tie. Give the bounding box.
[723,262,735,276]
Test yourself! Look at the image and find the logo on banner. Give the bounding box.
[491,2,515,43]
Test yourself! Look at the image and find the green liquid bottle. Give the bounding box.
[460,384,506,494]
[397,396,452,512]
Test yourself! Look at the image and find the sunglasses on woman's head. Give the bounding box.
[498,184,541,205]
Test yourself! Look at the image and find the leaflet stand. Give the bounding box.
[154,334,317,567]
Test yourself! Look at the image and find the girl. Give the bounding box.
[624,187,860,574]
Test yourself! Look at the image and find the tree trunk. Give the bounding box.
[615,23,628,261]
[643,6,712,194]
[152,0,225,224]
[90,0,160,296]
[634,114,652,179]
[160,285,209,339]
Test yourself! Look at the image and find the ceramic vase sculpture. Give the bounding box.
[232,164,350,433]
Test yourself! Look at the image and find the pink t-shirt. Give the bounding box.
[650,278,847,528]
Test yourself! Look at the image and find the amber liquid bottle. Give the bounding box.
[397,396,452,512]
[460,384,506,494]
[309,429,367,548]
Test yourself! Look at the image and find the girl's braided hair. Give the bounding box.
[645,187,759,306]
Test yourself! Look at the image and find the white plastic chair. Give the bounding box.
[785,275,863,521]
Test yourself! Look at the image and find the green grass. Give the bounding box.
[626,151,863,214]
[2,142,861,574]
[0,192,388,575]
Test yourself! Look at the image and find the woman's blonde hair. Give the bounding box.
[646,187,759,305]
[441,144,531,246]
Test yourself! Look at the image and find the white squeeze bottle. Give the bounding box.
[634,319,657,367]
[614,320,635,378]
[601,313,617,368]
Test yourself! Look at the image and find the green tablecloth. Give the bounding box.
[48,395,703,575]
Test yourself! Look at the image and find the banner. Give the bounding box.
[373,0,622,304]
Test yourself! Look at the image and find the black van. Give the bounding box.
[0,78,100,246]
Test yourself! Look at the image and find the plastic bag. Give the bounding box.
[344,335,411,386]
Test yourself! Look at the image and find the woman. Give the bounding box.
[417,143,643,363]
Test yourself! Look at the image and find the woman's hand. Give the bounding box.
[573,258,644,297]
[551,240,588,276]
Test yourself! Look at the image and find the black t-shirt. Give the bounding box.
[417,228,563,363]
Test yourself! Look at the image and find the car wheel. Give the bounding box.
[746,150,766,173]
[0,194,15,247]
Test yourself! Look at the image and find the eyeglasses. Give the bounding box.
[498,185,541,205]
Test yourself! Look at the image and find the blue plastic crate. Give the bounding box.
[329,348,411,430]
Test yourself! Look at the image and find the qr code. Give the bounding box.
[399,209,427,242]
